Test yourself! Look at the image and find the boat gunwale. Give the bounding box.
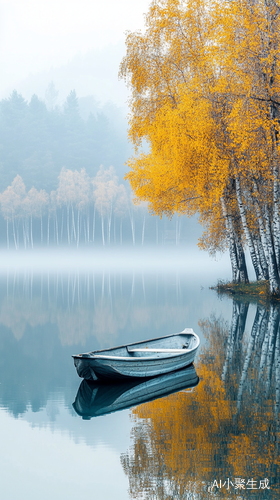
[84,349,197,362]
[72,329,200,361]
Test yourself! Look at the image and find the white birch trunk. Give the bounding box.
[12,216,17,250]
[22,220,27,249]
[272,155,280,268]
[129,213,135,245]
[60,209,64,243]
[142,214,146,246]
[108,206,112,245]
[256,237,269,280]
[6,220,9,249]
[16,220,20,249]
[83,219,87,243]
[253,189,270,260]
[120,219,123,245]
[221,197,247,282]
[264,204,280,294]
[47,214,50,246]
[92,206,96,243]
[101,214,105,246]
[156,219,158,245]
[55,212,59,246]
[41,214,43,244]
[71,205,76,242]
[30,216,33,249]
[67,206,70,245]
[235,175,265,280]
[25,218,30,248]
[77,209,80,247]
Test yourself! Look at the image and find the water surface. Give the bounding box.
[0,248,277,499]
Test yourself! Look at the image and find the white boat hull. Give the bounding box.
[73,328,200,381]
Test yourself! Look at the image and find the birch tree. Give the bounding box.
[0,175,26,249]
[120,0,280,295]
[92,166,119,245]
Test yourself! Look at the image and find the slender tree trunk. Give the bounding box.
[273,155,280,268]
[236,239,249,284]
[235,175,265,280]
[55,212,59,246]
[221,196,239,281]
[92,206,96,243]
[12,216,17,249]
[256,236,269,280]
[16,220,20,249]
[101,214,105,245]
[87,211,90,243]
[47,214,50,246]
[156,219,158,245]
[221,197,248,283]
[77,209,80,247]
[6,219,9,249]
[129,212,135,245]
[71,205,76,242]
[253,185,270,261]
[142,214,146,245]
[30,215,33,249]
[60,208,64,243]
[22,220,27,249]
[41,214,43,244]
[264,204,280,295]
[83,218,87,243]
[67,205,70,245]
[25,218,30,248]
[108,210,112,245]
[120,219,123,245]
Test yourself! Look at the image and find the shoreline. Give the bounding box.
[210,280,280,302]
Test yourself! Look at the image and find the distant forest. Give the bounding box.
[0,88,195,248]
[0,87,130,192]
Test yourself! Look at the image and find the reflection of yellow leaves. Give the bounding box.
[124,316,280,499]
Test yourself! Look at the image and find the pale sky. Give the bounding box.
[0,0,151,100]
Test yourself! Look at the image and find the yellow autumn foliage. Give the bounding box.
[120,0,280,268]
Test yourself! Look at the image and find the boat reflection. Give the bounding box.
[73,364,199,419]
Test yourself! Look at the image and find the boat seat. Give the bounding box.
[126,347,191,353]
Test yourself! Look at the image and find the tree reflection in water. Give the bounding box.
[121,300,280,499]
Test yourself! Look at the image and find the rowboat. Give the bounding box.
[72,328,200,381]
[73,364,199,419]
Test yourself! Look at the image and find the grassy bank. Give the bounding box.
[210,280,279,302]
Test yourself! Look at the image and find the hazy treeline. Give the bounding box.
[0,87,130,193]
[0,166,188,248]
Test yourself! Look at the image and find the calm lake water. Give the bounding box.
[0,247,278,499]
